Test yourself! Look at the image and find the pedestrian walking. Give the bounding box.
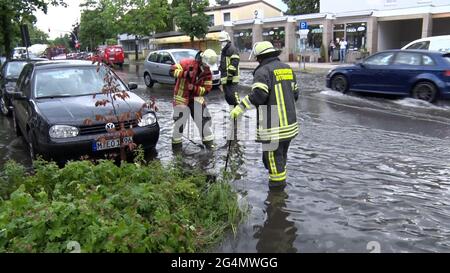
[230,41,299,190]
[170,49,217,150]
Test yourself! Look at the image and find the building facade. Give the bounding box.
[147,0,450,62]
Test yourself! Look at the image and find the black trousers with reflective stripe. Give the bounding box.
[223,82,240,106]
[172,101,213,144]
[262,140,290,186]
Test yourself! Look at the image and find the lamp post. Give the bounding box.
[48,29,79,52]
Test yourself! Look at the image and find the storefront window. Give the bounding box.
[333,24,345,44]
[296,24,323,50]
[263,27,285,49]
[234,29,253,53]
[345,23,367,50]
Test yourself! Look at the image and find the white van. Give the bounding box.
[401,35,450,52]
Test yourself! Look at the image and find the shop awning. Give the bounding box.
[154,32,221,44]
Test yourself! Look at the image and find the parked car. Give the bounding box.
[402,35,450,53]
[326,49,450,102]
[102,45,125,67]
[13,47,27,59]
[11,60,159,163]
[143,49,221,88]
[0,58,47,116]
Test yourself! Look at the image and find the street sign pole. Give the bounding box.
[298,22,309,71]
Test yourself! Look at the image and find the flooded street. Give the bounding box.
[2,64,450,252]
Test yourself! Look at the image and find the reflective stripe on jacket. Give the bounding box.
[170,58,213,106]
[238,56,299,142]
[220,42,240,84]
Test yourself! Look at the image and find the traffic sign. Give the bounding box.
[299,21,308,30]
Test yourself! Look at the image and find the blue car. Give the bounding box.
[326,50,450,102]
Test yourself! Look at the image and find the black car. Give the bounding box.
[0,58,47,116]
[11,60,160,163]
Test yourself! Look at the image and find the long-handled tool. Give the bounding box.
[225,118,237,172]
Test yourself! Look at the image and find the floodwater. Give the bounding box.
[2,64,450,253]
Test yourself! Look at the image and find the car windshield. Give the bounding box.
[34,66,126,98]
[5,61,27,79]
[171,50,197,63]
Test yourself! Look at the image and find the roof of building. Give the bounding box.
[205,0,282,13]
[154,26,223,39]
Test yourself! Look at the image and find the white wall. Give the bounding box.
[320,0,450,14]
[378,19,422,50]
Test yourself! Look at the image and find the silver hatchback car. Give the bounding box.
[143,49,221,88]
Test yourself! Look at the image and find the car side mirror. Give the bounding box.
[11,91,26,100]
[165,60,174,65]
[128,82,138,90]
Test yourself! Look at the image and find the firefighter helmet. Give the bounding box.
[249,41,281,60]
[218,31,231,42]
[200,49,218,65]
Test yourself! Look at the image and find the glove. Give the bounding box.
[230,105,244,120]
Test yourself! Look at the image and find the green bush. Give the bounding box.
[0,159,245,253]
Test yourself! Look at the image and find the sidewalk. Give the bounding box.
[239,61,342,72]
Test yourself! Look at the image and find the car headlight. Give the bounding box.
[49,125,79,138]
[138,113,157,127]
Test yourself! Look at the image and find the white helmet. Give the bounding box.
[218,31,231,42]
[200,49,218,65]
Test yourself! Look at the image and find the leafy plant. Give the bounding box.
[0,159,245,253]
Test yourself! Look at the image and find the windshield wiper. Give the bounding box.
[36,93,100,99]
[36,94,74,99]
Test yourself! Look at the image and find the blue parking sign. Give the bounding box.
[300,21,308,30]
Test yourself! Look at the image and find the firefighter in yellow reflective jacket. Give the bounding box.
[170,49,217,150]
[219,31,241,106]
[230,41,299,190]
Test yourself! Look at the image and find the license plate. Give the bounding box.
[109,57,115,60]
[92,136,133,151]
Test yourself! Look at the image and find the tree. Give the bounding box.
[282,0,319,15]
[79,0,120,50]
[51,34,72,49]
[172,0,210,44]
[0,0,67,59]
[119,0,170,36]
[29,25,50,44]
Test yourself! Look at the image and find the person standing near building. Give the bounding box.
[218,31,241,106]
[328,40,336,63]
[230,41,299,190]
[339,38,348,63]
[169,49,217,150]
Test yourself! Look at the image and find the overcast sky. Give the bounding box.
[35,0,288,40]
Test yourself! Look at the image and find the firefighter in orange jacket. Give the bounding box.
[169,49,217,149]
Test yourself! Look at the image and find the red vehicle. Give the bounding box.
[45,46,67,60]
[103,45,125,68]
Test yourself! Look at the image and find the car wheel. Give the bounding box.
[13,111,22,136]
[331,75,348,93]
[28,131,37,160]
[0,95,10,116]
[412,82,437,103]
[144,73,154,88]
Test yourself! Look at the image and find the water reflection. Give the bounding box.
[254,190,297,253]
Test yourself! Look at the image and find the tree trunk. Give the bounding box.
[0,4,12,60]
